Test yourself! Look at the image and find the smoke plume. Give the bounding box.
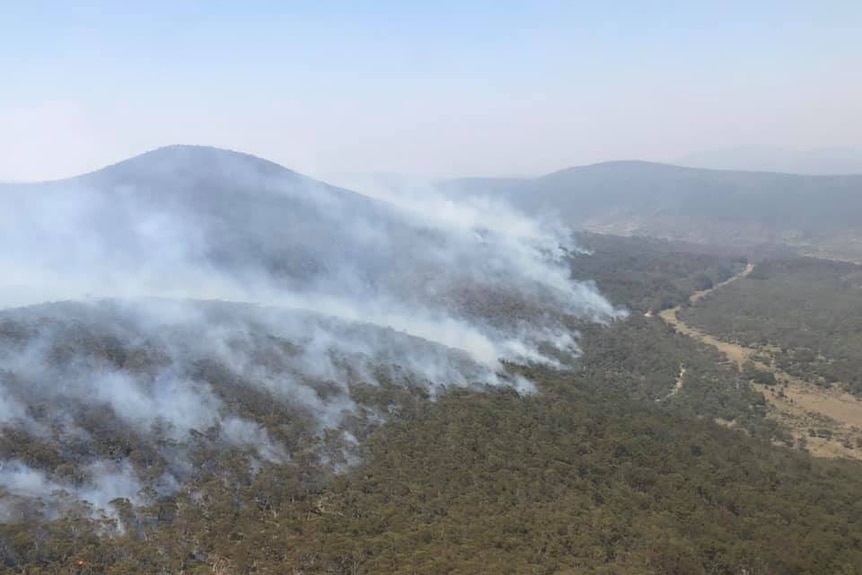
[0,145,621,516]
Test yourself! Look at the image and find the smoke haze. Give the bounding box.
[0,146,620,517]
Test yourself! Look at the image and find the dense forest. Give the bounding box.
[680,257,862,396]
[2,376,861,574]
[570,233,750,313]
[3,236,862,574]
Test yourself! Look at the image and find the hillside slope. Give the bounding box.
[0,145,617,354]
[444,161,862,256]
[0,145,619,533]
[3,218,862,572]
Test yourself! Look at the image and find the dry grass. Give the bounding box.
[660,263,862,460]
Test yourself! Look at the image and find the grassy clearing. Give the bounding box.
[660,263,862,460]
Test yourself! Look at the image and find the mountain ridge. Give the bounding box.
[545,158,862,177]
[442,159,862,258]
[8,145,305,187]
[7,145,861,260]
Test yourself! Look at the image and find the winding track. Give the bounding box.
[655,263,862,460]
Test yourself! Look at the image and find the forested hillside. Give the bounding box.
[5,232,861,574]
[5,2,862,572]
[3,374,861,574]
[2,148,861,574]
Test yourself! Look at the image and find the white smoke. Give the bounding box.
[0,459,145,521]
[0,145,622,516]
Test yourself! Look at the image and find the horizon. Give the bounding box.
[6,144,862,188]
[3,2,861,181]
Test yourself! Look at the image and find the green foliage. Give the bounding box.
[571,233,747,313]
[3,240,861,573]
[3,382,861,574]
[682,257,862,395]
[576,315,781,440]
[742,361,777,386]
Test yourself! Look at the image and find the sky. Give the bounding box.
[2,1,861,181]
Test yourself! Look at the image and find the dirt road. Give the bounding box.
[656,263,862,460]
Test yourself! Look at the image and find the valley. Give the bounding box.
[1,148,861,574]
[5,4,862,572]
[660,261,862,460]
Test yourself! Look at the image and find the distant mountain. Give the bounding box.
[19,145,394,288]
[442,160,862,258]
[5,147,862,575]
[0,144,623,376]
[1,146,612,329]
[0,145,455,305]
[676,146,862,175]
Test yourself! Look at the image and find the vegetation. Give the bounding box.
[567,233,782,439]
[576,315,781,441]
[571,233,748,313]
[681,257,862,395]
[3,240,862,573]
[448,161,862,258]
[3,378,862,574]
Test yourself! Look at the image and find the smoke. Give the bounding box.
[0,145,621,516]
[0,459,145,522]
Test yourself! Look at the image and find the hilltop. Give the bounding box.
[444,160,862,259]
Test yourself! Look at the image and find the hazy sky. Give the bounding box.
[2,1,861,181]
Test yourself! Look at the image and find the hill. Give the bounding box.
[0,145,618,532]
[0,145,398,299]
[3,148,862,573]
[443,161,862,258]
[0,145,618,359]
